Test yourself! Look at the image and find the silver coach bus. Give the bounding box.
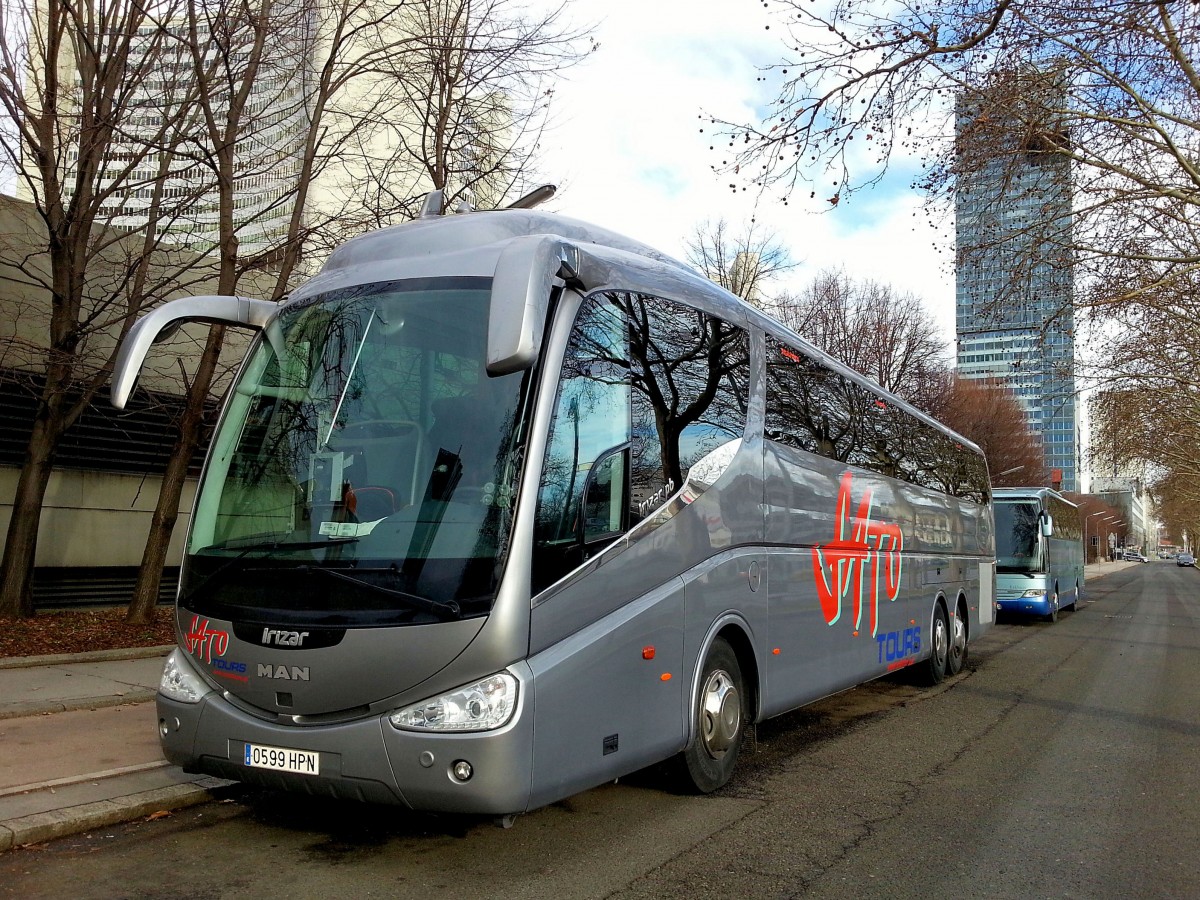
[112,194,996,818]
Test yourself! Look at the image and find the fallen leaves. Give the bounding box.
[0,607,175,659]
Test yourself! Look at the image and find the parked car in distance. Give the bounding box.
[1122,550,1149,563]
[1178,552,1195,567]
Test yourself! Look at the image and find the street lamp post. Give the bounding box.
[1085,511,1106,565]
[1100,515,1120,562]
[1109,521,1126,561]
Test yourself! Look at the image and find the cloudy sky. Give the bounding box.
[530,0,959,348]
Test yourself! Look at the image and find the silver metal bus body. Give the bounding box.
[113,204,996,816]
[993,487,1085,621]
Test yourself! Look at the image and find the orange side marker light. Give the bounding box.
[642,646,655,660]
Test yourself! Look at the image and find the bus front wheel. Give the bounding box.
[677,637,745,793]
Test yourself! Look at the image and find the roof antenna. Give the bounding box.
[505,184,557,210]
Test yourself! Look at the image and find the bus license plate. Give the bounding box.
[244,742,320,776]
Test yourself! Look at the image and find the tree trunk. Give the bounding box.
[125,327,225,624]
[0,421,59,619]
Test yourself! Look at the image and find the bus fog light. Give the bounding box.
[452,760,473,782]
[389,672,518,732]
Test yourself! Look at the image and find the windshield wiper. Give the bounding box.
[181,535,359,605]
[204,534,359,552]
[299,566,462,620]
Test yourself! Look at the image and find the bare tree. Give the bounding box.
[717,2,1200,319]
[1152,471,1200,551]
[929,374,1047,487]
[0,0,215,618]
[1084,268,1198,552]
[124,0,312,623]
[685,217,797,303]
[308,0,592,234]
[125,0,594,622]
[0,0,592,620]
[1087,261,1200,486]
[765,269,949,409]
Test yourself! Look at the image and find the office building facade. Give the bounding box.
[954,73,1080,490]
[17,0,315,260]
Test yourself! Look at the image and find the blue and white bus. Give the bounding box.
[112,191,996,819]
[993,487,1084,622]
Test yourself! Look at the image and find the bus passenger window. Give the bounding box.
[532,293,750,593]
[617,292,749,507]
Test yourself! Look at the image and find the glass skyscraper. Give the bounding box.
[954,74,1079,491]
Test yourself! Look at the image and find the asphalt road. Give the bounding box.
[2,562,1197,899]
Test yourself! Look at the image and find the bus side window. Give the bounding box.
[532,293,750,593]
[533,299,632,591]
[619,292,749,508]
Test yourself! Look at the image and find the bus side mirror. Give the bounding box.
[110,295,279,409]
[487,236,586,376]
[1040,515,1054,537]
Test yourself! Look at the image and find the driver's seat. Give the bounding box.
[351,486,396,521]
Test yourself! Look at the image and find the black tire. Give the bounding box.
[920,603,949,686]
[676,637,746,793]
[947,600,968,677]
[1045,589,1059,623]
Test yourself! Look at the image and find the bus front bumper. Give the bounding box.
[156,679,535,816]
[996,592,1052,616]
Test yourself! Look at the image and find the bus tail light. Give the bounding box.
[389,672,518,732]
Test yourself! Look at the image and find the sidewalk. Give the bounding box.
[0,647,234,852]
[0,559,1142,853]
[1084,557,1140,582]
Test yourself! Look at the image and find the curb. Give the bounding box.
[0,645,174,670]
[0,690,159,721]
[0,777,234,853]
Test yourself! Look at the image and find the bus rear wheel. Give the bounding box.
[947,600,968,677]
[676,637,745,793]
[920,604,949,686]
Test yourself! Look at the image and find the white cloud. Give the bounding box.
[533,0,959,349]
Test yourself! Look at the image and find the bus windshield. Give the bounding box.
[183,276,527,626]
[995,501,1043,574]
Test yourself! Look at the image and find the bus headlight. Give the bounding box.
[159,648,208,704]
[1020,589,1045,598]
[389,672,518,732]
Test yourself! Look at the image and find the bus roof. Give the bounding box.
[993,487,1078,507]
[289,203,985,461]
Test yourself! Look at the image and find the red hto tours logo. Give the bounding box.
[185,615,229,664]
[812,472,904,637]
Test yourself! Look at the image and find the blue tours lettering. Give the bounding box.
[876,625,921,664]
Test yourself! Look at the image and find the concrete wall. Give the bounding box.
[0,466,196,568]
